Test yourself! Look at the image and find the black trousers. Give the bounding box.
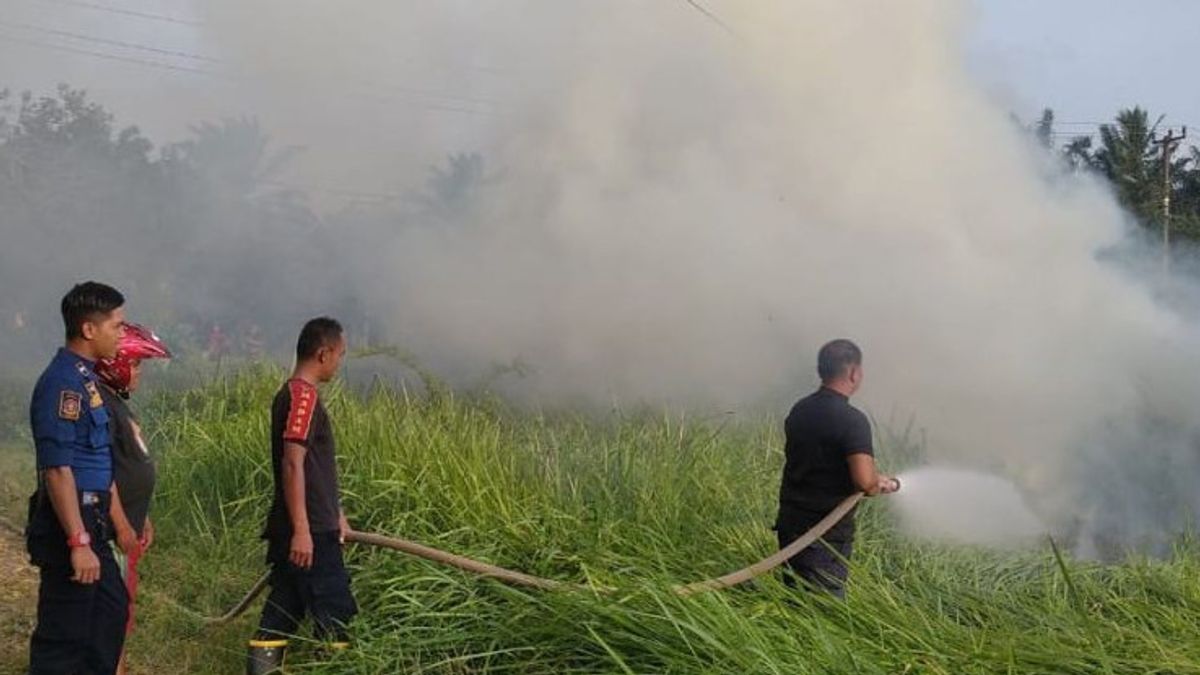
[26,491,128,675]
[256,531,357,643]
[777,529,854,599]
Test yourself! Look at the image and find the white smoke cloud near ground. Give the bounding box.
[184,0,1200,553]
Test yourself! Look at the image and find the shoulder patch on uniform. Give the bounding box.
[59,390,82,420]
[283,380,318,442]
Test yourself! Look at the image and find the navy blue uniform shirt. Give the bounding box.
[29,348,113,491]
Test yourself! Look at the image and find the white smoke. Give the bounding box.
[192,1,1200,552]
[6,0,1200,552]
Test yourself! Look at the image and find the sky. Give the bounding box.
[2,0,1197,162]
[968,0,1200,134]
[0,0,211,138]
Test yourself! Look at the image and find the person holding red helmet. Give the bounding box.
[94,322,171,675]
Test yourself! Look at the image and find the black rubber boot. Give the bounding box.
[246,639,288,674]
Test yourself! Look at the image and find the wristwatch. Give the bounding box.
[66,530,92,548]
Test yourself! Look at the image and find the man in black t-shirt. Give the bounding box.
[775,339,898,597]
[247,317,356,674]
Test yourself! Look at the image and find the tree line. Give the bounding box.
[3,85,1197,363]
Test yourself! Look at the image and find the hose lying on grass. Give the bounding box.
[197,491,865,625]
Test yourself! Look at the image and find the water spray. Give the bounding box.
[890,467,1046,548]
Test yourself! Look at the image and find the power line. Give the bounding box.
[24,14,1193,140]
[0,31,217,76]
[37,0,202,27]
[260,180,404,202]
[680,0,734,36]
[1051,121,1200,132]
[0,19,219,62]
[30,0,506,81]
[0,31,501,117]
[347,77,500,110]
[348,88,496,116]
[0,22,503,113]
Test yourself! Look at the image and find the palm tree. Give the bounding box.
[163,117,302,202]
[1173,146,1200,239]
[1092,108,1162,224]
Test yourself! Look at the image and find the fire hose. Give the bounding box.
[196,491,867,626]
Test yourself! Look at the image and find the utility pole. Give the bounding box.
[1153,126,1187,278]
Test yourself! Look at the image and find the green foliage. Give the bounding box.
[0,85,350,364]
[0,375,31,443]
[0,84,500,370]
[1093,108,1164,223]
[1035,106,1200,243]
[114,372,1200,674]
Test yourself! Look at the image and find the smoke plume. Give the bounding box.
[4,0,1200,554]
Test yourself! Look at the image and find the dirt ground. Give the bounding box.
[0,518,39,675]
[0,448,239,675]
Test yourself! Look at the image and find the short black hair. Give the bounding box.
[817,339,862,381]
[61,281,125,340]
[296,316,344,361]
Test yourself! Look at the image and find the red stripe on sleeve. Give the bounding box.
[282,379,317,442]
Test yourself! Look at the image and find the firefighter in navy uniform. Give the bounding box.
[247,317,357,674]
[26,281,129,674]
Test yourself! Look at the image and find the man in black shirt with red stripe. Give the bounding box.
[775,339,898,598]
[247,318,356,674]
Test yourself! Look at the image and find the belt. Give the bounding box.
[80,490,106,505]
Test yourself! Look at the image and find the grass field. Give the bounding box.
[3,369,1200,674]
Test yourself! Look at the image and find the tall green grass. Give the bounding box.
[125,370,1200,674]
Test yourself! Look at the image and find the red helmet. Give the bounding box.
[96,322,172,393]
